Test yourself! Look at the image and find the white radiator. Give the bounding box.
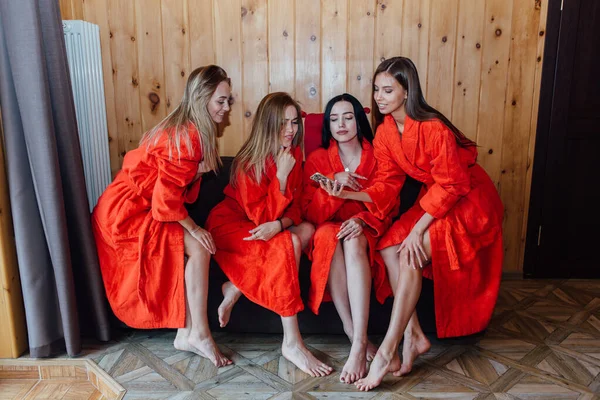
[63,20,111,212]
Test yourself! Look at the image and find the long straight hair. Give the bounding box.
[231,92,304,186]
[373,57,476,147]
[140,65,230,171]
[321,93,374,148]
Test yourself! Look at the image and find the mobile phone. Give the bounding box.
[310,172,334,185]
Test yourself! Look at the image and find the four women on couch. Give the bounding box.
[93,57,504,390]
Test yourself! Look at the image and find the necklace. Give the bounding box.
[340,152,360,172]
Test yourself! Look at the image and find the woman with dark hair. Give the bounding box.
[92,65,233,367]
[206,92,332,377]
[302,94,392,384]
[320,58,504,390]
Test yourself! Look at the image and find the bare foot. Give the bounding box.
[340,342,367,384]
[218,281,241,328]
[282,342,333,377]
[396,333,430,376]
[174,330,232,368]
[366,340,378,362]
[354,349,400,391]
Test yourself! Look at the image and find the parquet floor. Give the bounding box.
[21,279,600,399]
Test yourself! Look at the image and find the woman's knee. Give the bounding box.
[342,234,368,257]
[290,232,302,254]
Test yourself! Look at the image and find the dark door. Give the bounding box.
[525,0,600,278]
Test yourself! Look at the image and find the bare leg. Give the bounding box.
[281,232,333,377]
[380,235,431,375]
[174,231,232,367]
[288,221,315,250]
[218,281,241,328]
[337,235,371,384]
[356,232,431,391]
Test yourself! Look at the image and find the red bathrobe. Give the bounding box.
[302,140,392,314]
[364,115,504,338]
[206,146,304,317]
[92,124,203,328]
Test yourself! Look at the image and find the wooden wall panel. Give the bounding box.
[60,0,552,271]
[476,0,513,187]
[347,0,376,109]
[136,0,166,133]
[107,0,142,159]
[161,0,191,113]
[374,0,404,70]
[295,0,321,113]
[500,0,545,272]
[188,0,215,67]
[80,0,120,177]
[321,0,347,107]
[401,0,431,92]
[452,0,485,141]
[427,0,459,117]
[268,0,295,94]
[214,0,244,156]
[241,0,268,136]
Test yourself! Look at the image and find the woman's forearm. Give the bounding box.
[413,212,435,234]
[340,190,373,203]
[179,216,200,233]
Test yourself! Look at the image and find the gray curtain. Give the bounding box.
[0,0,110,357]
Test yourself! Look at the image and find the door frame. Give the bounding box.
[523,0,566,278]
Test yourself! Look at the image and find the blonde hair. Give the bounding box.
[231,92,304,186]
[140,65,230,171]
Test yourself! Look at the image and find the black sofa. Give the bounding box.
[186,156,437,336]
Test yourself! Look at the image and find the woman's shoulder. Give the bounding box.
[305,147,328,164]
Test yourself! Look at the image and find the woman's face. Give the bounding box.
[207,81,232,123]
[329,101,358,144]
[279,105,299,148]
[373,72,408,115]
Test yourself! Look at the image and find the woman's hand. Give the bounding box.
[319,179,345,198]
[333,171,367,191]
[191,227,216,254]
[243,221,282,242]
[397,227,428,269]
[337,218,364,241]
[275,146,296,181]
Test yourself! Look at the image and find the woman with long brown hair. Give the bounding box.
[92,65,232,367]
[206,92,333,377]
[321,57,504,390]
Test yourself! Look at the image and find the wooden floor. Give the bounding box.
[18,279,600,399]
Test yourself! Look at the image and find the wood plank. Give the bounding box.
[499,0,543,272]
[426,0,459,117]
[321,0,348,106]
[0,120,27,359]
[241,0,268,138]
[82,0,121,175]
[72,0,84,20]
[161,0,191,113]
[107,0,142,161]
[518,0,550,270]
[347,0,376,109]
[268,0,295,94]
[475,0,513,188]
[128,343,195,391]
[401,0,431,93]
[214,0,244,156]
[295,0,321,113]
[135,0,167,133]
[451,0,485,141]
[374,0,404,68]
[189,0,215,67]
[59,0,74,19]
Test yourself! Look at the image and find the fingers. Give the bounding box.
[349,172,368,180]
[198,233,216,254]
[397,242,406,254]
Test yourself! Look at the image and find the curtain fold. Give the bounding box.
[0,0,110,357]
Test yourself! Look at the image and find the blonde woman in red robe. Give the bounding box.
[302,94,392,384]
[320,57,504,391]
[206,92,333,377]
[92,65,233,367]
